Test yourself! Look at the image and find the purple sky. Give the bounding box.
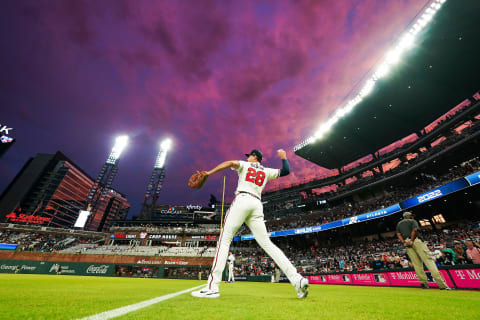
[0,0,429,216]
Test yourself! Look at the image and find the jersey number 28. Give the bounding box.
[245,168,265,186]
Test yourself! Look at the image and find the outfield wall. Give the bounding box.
[0,251,213,265]
[306,266,480,290]
[2,252,479,289]
[0,259,115,276]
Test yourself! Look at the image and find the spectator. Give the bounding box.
[453,242,467,265]
[440,245,457,265]
[465,240,480,264]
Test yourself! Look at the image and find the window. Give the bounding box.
[419,219,431,226]
[432,214,446,224]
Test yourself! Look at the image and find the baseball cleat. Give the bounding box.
[191,289,220,298]
[295,277,309,299]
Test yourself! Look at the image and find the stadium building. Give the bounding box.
[86,189,130,232]
[0,151,130,230]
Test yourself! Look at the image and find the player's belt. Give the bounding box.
[237,191,261,200]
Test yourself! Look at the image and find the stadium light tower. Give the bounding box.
[86,135,129,221]
[294,0,449,152]
[140,138,173,219]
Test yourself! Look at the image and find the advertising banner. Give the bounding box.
[5,212,51,225]
[0,259,47,274]
[307,275,328,284]
[384,270,453,288]
[0,260,114,276]
[448,268,480,289]
[235,205,399,241]
[400,178,469,209]
[465,171,480,186]
[43,262,114,276]
[326,274,353,284]
[342,204,401,226]
[307,274,352,284]
[0,244,18,250]
[351,272,390,286]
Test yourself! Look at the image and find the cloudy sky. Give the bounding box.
[0,0,429,216]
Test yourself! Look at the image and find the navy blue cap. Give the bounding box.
[245,149,263,162]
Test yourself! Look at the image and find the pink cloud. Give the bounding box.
[0,0,429,212]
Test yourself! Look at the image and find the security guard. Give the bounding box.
[396,211,452,290]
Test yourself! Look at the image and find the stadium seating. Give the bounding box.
[230,220,480,276]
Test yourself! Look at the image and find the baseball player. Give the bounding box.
[227,251,235,283]
[191,149,309,299]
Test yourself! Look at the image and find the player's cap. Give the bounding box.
[403,211,414,218]
[245,149,263,162]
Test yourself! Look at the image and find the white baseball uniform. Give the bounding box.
[207,160,302,291]
[227,253,235,282]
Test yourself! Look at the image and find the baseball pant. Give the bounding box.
[207,193,302,291]
[228,265,234,282]
[406,238,448,289]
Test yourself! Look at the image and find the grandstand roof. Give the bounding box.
[295,0,480,169]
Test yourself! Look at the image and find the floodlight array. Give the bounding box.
[106,135,129,164]
[160,138,172,151]
[294,0,447,151]
[155,138,173,168]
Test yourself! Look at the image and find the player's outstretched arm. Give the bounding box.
[277,149,290,177]
[206,160,240,176]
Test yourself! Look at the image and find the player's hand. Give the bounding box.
[277,149,287,159]
[404,241,413,247]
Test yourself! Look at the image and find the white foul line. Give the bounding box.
[76,284,206,320]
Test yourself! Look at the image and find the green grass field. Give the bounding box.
[1,274,479,320]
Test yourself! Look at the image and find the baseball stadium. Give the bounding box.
[1,0,480,319]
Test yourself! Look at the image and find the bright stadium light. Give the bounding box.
[359,79,375,97]
[294,0,448,151]
[107,135,129,164]
[386,49,402,65]
[375,63,390,79]
[155,138,173,169]
[161,138,172,151]
[314,130,324,140]
[398,33,415,50]
[335,107,348,118]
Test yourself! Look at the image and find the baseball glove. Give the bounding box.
[188,171,209,189]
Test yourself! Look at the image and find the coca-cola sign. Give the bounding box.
[86,265,110,274]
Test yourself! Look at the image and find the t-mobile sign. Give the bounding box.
[307,274,352,284]
[387,270,453,288]
[351,273,390,286]
[449,268,480,289]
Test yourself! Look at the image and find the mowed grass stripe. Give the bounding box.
[119,282,480,320]
[0,274,205,320]
[77,284,206,320]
